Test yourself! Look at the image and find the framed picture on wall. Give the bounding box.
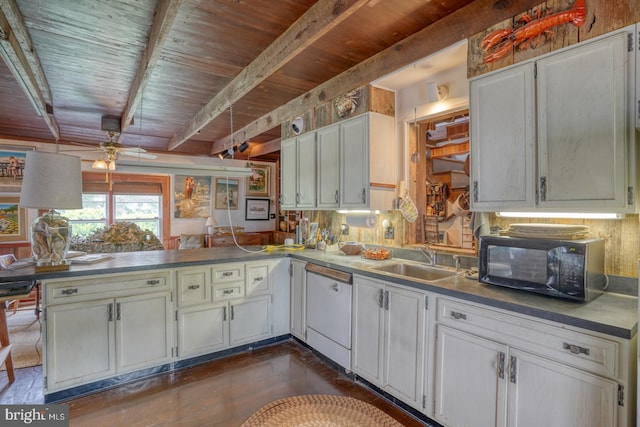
[245,198,270,221]
[246,165,270,197]
[215,178,239,210]
[0,196,28,242]
[0,145,34,193]
[174,175,212,218]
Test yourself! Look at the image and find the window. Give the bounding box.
[59,172,169,241]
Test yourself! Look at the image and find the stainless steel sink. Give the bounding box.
[370,262,455,282]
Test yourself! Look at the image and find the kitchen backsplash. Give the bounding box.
[303,210,639,278]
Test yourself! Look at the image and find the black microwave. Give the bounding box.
[478,236,606,302]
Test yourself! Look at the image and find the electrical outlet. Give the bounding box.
[341,224,349,235]
[384,226,394,239]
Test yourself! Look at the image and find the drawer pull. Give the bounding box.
[450,311,467,320]
[187,285,200,290]
[254,276,264,282]
[563,342,590,356]
[223,289,234,295]
[147,279,161,285]
[222,271,233,277]
[61,288,78,295]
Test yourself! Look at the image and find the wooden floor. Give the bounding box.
[0,340,434,426]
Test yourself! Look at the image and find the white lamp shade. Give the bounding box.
[205,216,218,227]
[20,151,83,209]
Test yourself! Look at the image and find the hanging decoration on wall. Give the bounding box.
[334,88,361,118]
[481,0,586,63]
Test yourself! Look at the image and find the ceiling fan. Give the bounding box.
[92,131,157,171]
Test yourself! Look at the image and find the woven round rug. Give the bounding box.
[241,394,404,426]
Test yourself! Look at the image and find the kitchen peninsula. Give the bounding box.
[0,246,635,426]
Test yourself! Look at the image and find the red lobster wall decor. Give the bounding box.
[481,0,587,63]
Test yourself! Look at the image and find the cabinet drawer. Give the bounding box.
[246,264,270,296]
[212,283,244,301]
[437,298,619,378]
[212,264,244,283]
[176,268,209,307]
[46,273,170,303]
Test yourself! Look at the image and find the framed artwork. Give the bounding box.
[245,198,270,221]
[246,165,270,197]
[0,145,34,192]
[0,196,28,242]
[215,178,239,210]
[173,175,212,218]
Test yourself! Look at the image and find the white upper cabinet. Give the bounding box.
[470,62,535,210]
[470,26,636,212]
[280,132,316,209]
[282,112,396,211]
[340,113,396,210]
[316,125,341,209]
[537,32,628,209]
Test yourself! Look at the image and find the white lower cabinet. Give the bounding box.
[352,275,427,410]
[506,348,618,427]
[433,297,631,427]
[43,271,173,393]
[229,295,271,347]
[176,260,283,360]
[290,259,307,341]
[434,325,507,427]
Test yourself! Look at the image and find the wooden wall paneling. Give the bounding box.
[468,0,640,78]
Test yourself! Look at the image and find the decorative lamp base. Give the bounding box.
[31,209,72,269]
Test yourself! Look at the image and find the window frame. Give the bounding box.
[78,172,171,243]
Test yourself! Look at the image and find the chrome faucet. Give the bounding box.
[453,255,461,272]
[421,246,437,266]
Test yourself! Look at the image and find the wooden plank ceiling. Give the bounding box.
[0,0,541,162]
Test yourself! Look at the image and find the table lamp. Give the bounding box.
[19,151,83,272]
[205,216,218,235]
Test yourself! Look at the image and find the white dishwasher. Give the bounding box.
[305,263,353,370]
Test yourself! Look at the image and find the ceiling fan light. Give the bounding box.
[92,159,108,170]
[108,161,116,171]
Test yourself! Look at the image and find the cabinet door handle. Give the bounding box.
[562,342,590,356]
[473,181,478,203]
[377,289,384,308]
[450,310,467,320]
[223,306,227,321]
[539,176,547,202]
[61,288,78,295]
[187,285,200,290]
[509,356,517,384]
[230,306,235,320]
[384,290,389,311]
[116,302,121,321]
[108,303,113,322]
[296,193,300,204]
[146,279,161,286]
[361,188,366,203]
[334,190,339,203]
[497,351,505,379]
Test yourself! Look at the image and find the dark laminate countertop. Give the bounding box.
[1,246,636,339]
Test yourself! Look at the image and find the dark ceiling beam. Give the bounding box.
[117,0,183,141]
[214,0,542,150]
[166,0,370,153]
[0,0,59,139]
